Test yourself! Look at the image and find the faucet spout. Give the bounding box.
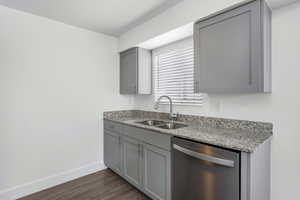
[154,95,177,120]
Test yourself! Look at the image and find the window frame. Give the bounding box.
[152,37,204,106]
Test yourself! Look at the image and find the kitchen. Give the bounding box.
[0,0,299,200]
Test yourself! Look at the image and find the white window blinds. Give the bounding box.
[153,38,204,105]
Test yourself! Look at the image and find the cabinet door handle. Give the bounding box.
[138,144,143,157]
[173,144,234,168]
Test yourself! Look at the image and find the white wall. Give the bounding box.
[0,5,133,199]
[121,1,300,200]
[119,0,245,51]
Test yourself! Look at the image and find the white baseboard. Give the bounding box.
[0,162,107,200]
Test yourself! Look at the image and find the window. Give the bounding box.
[153,38,204,105]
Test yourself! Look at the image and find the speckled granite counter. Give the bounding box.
[103,110,273,153]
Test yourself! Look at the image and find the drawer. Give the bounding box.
[104,120,123,134]
[123,125,171,151]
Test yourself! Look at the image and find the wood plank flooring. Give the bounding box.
[18,169,151,200]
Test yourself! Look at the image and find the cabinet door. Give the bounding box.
[122,136,143,188]
[194,0,261,93]
[104,131,122,174]
[120,48,138,94]
[143,143,171,200]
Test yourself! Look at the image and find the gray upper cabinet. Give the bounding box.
[194,0,271,93]
[143,143,171,200]
[120,47,151,95]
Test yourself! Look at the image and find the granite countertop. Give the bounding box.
[103,110,273,153]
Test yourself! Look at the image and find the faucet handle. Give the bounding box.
[154,101,159,110]
[170,112,179,121]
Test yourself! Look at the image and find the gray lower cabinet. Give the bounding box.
[122,136,143,188]
[103,120,270,200]
[103,120,171,200]
[143,143,171,200]
[194,0,271,93]
[104,130,122,174]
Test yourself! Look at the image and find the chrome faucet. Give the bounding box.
[154,95,178,120]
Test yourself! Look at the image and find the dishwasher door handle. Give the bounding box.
[173,144,235,168]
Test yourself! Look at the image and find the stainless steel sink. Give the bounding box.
[137,120,165,126]
[136,120,187,130]
[157,122,187,130]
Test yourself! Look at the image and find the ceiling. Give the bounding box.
[0,0,298,36]
[0,0,184,36]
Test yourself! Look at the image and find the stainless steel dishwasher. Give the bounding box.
[172,137,240,200]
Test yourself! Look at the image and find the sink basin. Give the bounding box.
[136,120,187,130]
[157,122,187,130]
[137,120,165,126]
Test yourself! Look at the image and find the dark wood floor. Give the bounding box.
[18,169,151,200]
